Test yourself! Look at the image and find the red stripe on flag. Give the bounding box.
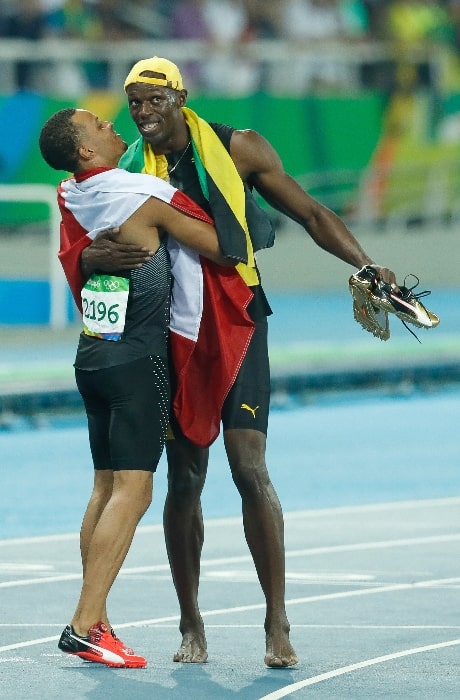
[171,258,254,447]
[58,185,92,312]
[56,178,255,446]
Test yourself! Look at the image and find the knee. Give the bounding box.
[127,485,152,521]
[225,432,270,494]
[91,472,114,509]
[166,460,206,505]
[136,475,154,514]
[231,456,270,495]
[168,465,205,500]
[138,489,153,516]
[114,472,153,517]
[166,440,208,504]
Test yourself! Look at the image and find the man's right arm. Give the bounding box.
[121,197,235,267]
[231,129,397,286]
[80,230,155,278]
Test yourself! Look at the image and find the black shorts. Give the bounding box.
[169,316,270,440]
[75,355,170,472]
[221,316,270,433]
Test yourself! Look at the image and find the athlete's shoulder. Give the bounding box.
[209,122,234,151]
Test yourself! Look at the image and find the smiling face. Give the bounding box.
[71,109,128,168]
[126,81,188,153]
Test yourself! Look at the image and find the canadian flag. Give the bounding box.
[57,167,254,447]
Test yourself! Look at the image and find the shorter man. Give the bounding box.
[39,108,246,668]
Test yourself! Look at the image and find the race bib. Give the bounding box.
[81,274,130,341]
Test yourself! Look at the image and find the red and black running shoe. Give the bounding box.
[58,621,147,668]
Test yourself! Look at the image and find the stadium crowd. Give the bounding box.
[0,1,459,94]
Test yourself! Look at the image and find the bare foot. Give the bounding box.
[264,631,298,668]
[173,631,208,663]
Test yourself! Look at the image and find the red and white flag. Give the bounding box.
[58,167,254,447]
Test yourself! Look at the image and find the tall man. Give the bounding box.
[66,57,398,668]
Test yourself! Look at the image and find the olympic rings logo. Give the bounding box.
[103,279,120,291]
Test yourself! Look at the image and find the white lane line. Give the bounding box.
[280,576,460,607]
[2,532,460,589]
[3,623,460,630]
[0,564,54,572]
[72,576,460,630]
[283,496,460,519]
[0,573,82,589]
[0,636,60,653]
[0,564,167,589]
[0,533,460,588]
[0,624,64,628]
[1,578,459,655]
[283,533,460,559]
[204,571,375,583]
[258,638,460,699]
[105,575,460,636]
[0,533,81,547]
[1,496,459,547]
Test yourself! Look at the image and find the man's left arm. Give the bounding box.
[230,129,396,285]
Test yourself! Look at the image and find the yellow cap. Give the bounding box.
[124,57,184,91]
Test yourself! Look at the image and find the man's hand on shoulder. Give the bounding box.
[81,228,154,277]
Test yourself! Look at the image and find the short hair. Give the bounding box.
[39,108,82,172]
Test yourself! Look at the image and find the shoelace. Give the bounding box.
[395,274,432,343]
[111,629,135,655]
[90,629,103,643]
[399,274,431,303]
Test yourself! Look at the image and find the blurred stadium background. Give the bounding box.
[0,0,459,329]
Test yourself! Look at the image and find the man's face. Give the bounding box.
[126,83,185,150]
[72,109,128,166]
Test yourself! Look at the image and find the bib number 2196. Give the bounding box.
[81,274,129,341]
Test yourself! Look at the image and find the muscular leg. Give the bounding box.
[164,437,209,662]
[224,428,298,668]
[80,471,113,574]
[79,470,113,626]
[71,469,152,636]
